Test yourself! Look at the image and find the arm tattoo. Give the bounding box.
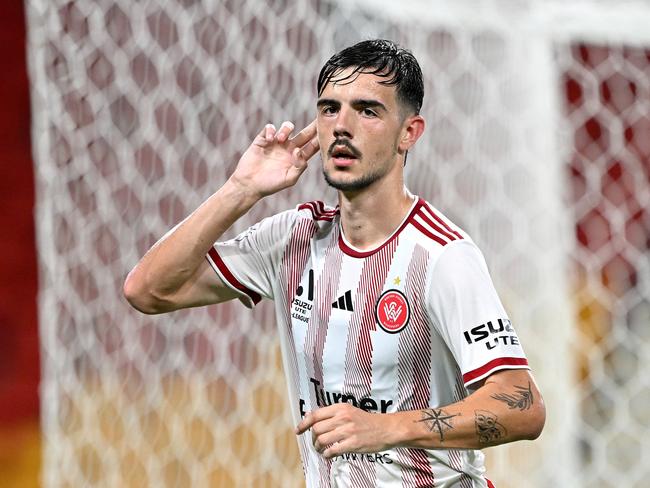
[491,382,534,411]
[475,410,507,445]
[416,408,460,442]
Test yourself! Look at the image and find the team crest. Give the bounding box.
[375,289,410,333]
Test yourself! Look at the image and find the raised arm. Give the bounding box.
[296,369,545,457]
[123,120,319,314]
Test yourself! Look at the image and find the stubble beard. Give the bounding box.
[322,137,401,192]
[323,150,399,193]
[322,164,387,192]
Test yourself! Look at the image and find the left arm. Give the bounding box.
[296,368,545,458]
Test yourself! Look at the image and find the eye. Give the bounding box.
[320,105,337,115]
[361,108,377,117]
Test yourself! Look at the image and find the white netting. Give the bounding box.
[557,42,650,488]
[25,0,650,487]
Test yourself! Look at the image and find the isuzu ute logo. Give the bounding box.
[375,289,410,333]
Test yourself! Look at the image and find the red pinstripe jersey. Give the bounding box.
[207,197,528,488]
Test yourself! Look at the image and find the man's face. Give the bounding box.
[317,69,409,192]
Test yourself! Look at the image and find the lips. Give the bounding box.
[332,156,355,167]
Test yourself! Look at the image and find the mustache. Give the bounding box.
[327,139,362,159]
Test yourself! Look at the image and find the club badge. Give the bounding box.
[375,289,410,333]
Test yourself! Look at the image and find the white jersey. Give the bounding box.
[206,197,528,488]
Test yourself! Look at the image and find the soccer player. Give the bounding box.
[124,39,545,487]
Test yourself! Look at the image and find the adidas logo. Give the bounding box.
[332,290,354,312]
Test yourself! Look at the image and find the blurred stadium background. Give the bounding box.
[2,0,649,486]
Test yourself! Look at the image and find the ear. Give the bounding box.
[398,115,425,153]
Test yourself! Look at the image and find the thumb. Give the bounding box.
[292,147,308,168]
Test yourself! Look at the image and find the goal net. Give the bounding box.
[26,0,650,486]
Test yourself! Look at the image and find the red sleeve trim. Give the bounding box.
[463,357,529,385]
[411,219,448,246]
[207,247,262,305]
[298,201,338,221]
[422,202,464,240]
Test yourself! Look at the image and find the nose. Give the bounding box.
[333,106,353,139]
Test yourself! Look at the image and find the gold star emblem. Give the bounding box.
[393,276,401,286]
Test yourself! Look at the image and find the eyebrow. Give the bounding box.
[316,99,339,109]
[317,98,388,112]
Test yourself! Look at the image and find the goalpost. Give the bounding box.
[26,0,650,486]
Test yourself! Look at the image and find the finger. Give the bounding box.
[292,148,308,169]
[323,439,353,459]
[310,416,341,437]
[252,124,270,146]
[297,135,320,162]
[276,121,295,143]
[289,119,317,148]
[314,430,346,453]
[296,411,316,434]
[296,407,337,434]
[265,123,276,141]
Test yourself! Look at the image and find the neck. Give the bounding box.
[337,175,415,251]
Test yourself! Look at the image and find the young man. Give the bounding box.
[124,39,545,487]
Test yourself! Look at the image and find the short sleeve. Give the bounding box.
[426,240,529,387]
[205,209,299,308]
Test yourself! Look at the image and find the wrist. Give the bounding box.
[384,411,416,449]
[223,175,264,206]
[385,410,435,450]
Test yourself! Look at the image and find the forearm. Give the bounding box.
[124,178,259,311]
[124,120,318,313]
[388,373,545,450]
